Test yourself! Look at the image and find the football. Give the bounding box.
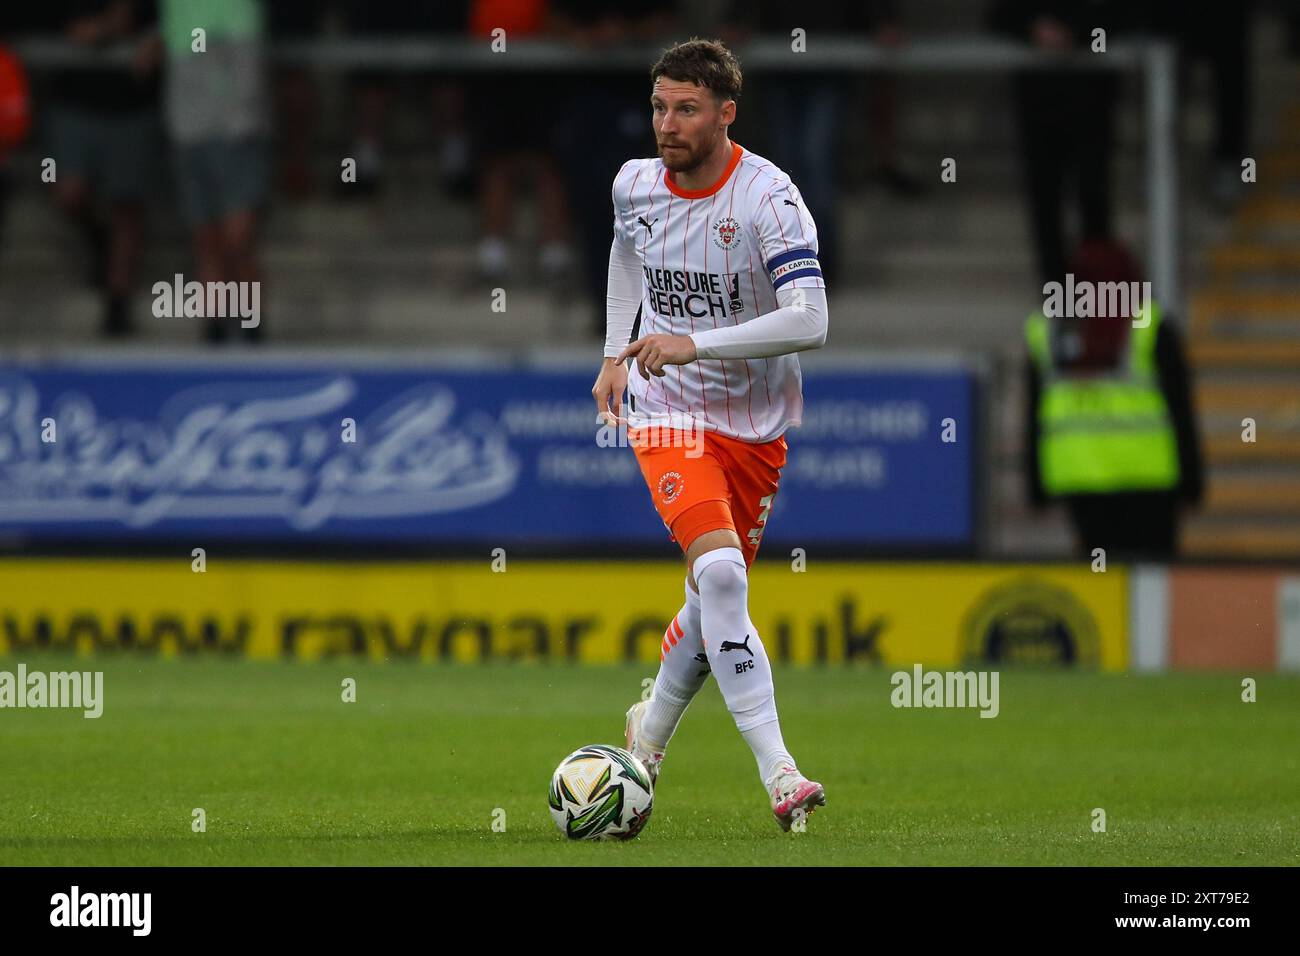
[548,744,655,841]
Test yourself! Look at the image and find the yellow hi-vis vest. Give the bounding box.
[1024,303,1180,495]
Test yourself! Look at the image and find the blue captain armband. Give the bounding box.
[767,248,822,290]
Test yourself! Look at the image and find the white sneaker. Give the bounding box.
[768,766,825,831]
[477,236,511,282]
[623,700,664,788]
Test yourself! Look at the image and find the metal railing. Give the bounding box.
[11,34,1181,313]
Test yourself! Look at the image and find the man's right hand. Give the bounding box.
[592,356,629,427]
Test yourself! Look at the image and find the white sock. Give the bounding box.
[743,719,796,787]
[642,577,709,750]
[694,547,791,784]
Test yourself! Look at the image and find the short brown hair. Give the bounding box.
[650,38,742,103]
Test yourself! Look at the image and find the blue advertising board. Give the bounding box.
[0,358,975,549]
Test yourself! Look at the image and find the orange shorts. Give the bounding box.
[629,426,788,568]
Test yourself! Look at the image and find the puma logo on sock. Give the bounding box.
[719,635,753,657]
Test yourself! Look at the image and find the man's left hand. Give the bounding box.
[615,334,698,379]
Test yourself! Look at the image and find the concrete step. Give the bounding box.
[1203,471,1300,515]
[1196,380,1300,416]
[1208,243,1300,275]
[1183,515,1300,558]
[1193,289,1300,320]
[1191,340,1300,367]
[1238,195,1300,226]
[1205,434,1300,464]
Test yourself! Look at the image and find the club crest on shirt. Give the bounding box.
[657,471,685,504]
[712,216,742,250]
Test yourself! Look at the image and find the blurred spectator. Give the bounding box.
[423,5,474,201]
[345,2,473,199]
[548,0,676,335]
[46,0,161,337]
[267,0,323,200]
[989,0,1124,286]
[1147,1,1255,209]
[157,0,269,343]
[727,1,911,288]
[430,66,474,202]
[0,40,32,252]
[860,8,926,203]
[466,0,575,285]
[335,2,458,198]
[1183,3,1253,208]
[1023,240,1204,559]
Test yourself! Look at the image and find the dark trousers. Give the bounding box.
[0,168,9,252]
[1013,73,1117,285]
[1181,3,1250,161]
[551,80,658,338]
[1066,492,1181,560]
[764,75,845,285]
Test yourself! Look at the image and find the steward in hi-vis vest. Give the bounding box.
[1023,300,1203,559]
[1025,302,1179,495]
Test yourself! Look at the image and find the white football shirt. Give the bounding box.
[610,142,825,443]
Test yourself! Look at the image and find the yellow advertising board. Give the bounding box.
[0,560,1127,669]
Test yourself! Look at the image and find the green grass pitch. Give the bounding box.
[2,657,1297,865]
